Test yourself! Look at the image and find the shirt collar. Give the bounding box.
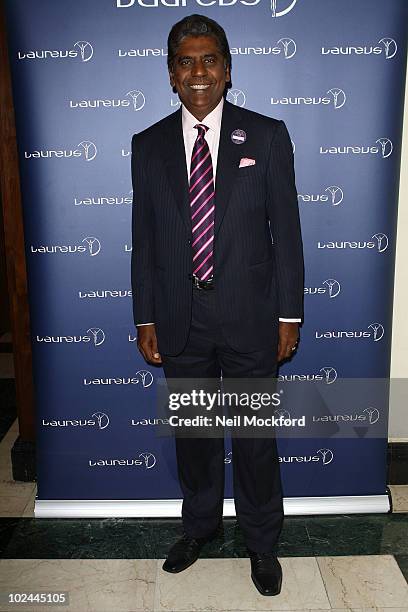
[181,97,224,134]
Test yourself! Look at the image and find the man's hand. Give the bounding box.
[137,324,162,365]
[278,321,299,362]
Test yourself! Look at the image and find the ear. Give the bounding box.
[225,65,231,83]
[168,67,174,88]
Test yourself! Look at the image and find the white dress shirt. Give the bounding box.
[137,98,300,325]
[182,96,223,180]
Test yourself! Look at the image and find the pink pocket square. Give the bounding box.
[239,157,256,168]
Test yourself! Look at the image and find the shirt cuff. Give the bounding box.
[138,320,301,325]
[279,318,301,323]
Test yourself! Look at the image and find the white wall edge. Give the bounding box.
[34,495,390,518]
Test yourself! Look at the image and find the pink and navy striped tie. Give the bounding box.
[189,124,215,281]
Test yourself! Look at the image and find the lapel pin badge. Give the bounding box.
[231,129,246,145]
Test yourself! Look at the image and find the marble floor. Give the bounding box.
[0,336,407,611]
[0,555,407,612]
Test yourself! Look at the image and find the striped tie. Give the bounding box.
[190,124,215,281]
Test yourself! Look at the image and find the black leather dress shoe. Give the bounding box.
[162,524,223,573]
[248,550,282,596]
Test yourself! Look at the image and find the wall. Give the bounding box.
[390,62,408,441]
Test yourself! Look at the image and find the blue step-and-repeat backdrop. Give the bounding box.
[4,0,408,514]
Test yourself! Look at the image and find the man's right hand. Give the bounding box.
[137,324,162,365]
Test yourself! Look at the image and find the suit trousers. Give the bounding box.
[161,284,284,553]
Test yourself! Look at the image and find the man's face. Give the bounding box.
[169,35,231,121]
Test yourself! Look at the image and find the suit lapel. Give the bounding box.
[214,101,243,236]
[162,108,191,234]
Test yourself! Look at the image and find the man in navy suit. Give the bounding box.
[131,14,303,596]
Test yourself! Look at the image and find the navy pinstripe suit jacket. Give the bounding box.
[131,100,304,356]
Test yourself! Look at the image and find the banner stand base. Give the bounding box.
[35,495,390,518]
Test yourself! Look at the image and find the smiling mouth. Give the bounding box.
[189,84,211,90]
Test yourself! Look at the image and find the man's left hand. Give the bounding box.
[278,322,299,362]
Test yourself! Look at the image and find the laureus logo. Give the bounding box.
[317,448,334,465]
[91,412,110,429]
[319,367,338,384]
[227,89,246,107]
[317,233,388,252]
[298,185,343,206]
[327,88,346,109]
[368,323,385,342]
[315,324,385,341]
[273,408,291,420]
[378,37,398,59]
[271,0,298,17]
[17,40,94,62]
[371,233,388,253]
[139,452,156,469]
[24,141,98,161]
[326,186,343,206]
[271,88,346,109]
[375,138,393,158]
[73,41,94,62]
[319,137,393,157]
[304,279,341,299]
[277,38,297,59]
[321,37,397,60]
[362,407,380,425]
[231,37,296,59]
[82,236,101,256]
[77,141,98,161]
[323,279,341,298]
[135,370,154,388]
[86,328,106,346]
[126,90,146,111]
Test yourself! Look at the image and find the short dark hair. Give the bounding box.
[167,14,231,72]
